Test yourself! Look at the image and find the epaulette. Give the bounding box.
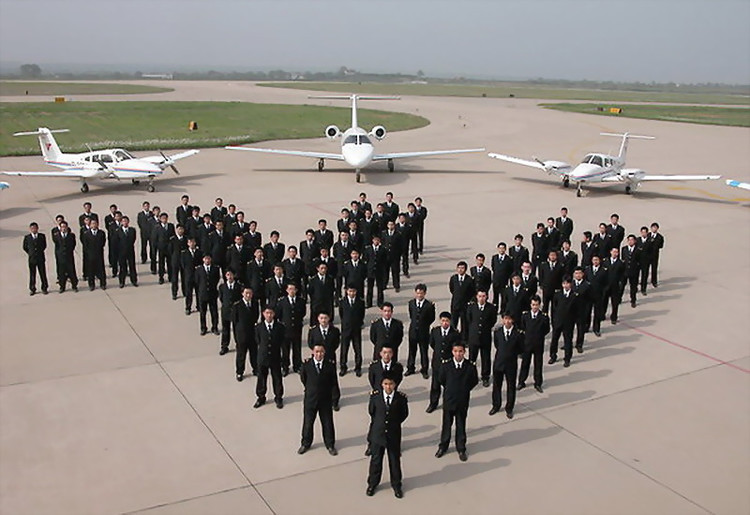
[469,360,477,365]
[371,360,378,364]
[303,358,311,363]
[442,359,450,363]
[371,390,379,396]
[396,390,407,398]
[265,277,274,283]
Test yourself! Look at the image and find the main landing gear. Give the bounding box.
[563,177,570,188]
[355,170,361,183]
[80,182,89,193]
[147,177,156,193]
[625,185,632,195]
[318,158,325,172]
[576,183,583,197]
[388,159,394,172]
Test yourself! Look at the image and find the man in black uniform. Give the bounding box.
[538,250,563,315]
[78,202,99,229]
[341,249,367,300]
[585,255,608,337]
[518,296,549,393]
[370,302,405,362]
[435,342,478,462]
[175,194,192,226]
[531,223,549,274]
[300,229,320,289]
[265,264,289,310]
[396,212,415,274]
[333,232,352,298]
[580,231,597,268]
[364,235,387,308]
[470,253,492,295]
[368,345,404,392]
[219,270,243,355]
[275,283,306,374]
[208,220,230,277]
[426,313,460,413]
[82,219,107,291]
[604,247,626,324]
[366,373,408,498]
[502,274,529,324]
[282,246,305,292]
[406,284,436,379]
[23,222,49,295]
[637,226,654,295]
[490,313,523,419]
[555,207,574,242]
[606,213,625,250]
[545,217,562,252]
[154,212,175,284]
[559,240,579,278]
[254,306,286,409]
[263,230,286,266]
[405,202,422,263]
[147,206,162,275]
[185,206,203,241]
[298,344,339,456]
[621,235,641,308]
[593,223,613,260]
[196,254,221,336]
[449,261,475,336]
[339,286,366,377]
[414,196,427,254]
[648,222,664,288]
[244,221,262,253]
[169,225,188,300]
[308,262,336,325]
[308,313,341,370]
[226,234,251,285]
[550,278,576,367]
[197,214,215,252]
[136,202,152,264]
[107,211,123,278]
[465,290,498,387]
[117,216,138,288]
[234,287,259,380]
[181,238,203,315]
[381,221,403,292]
[491,243,514,306]
[315,219,334,251]
[210,197,227,223]
[247,248,272,311]
[571,267,592,352]
[510,234,530,275]
[383,192,399,222]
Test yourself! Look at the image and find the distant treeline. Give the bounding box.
[2,64,748,94]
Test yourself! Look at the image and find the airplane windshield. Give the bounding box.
[590,155,603,166]
[114,150,133,161]
[359,135,371,145]
[344,135,358,145]
[344,135,372,145]
[97,154,114,163]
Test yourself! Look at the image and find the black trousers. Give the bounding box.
[550,325,574,361]
[184,278,197,311]
[340,328,363,371]
[149,240,158,273]
[542,287,554,315]
[301,402,335,448]
[109,244,119,276]
[285,329,303,372]
[235,333,257,375]
[386,258,400,289]
[469,343,492,380]
[574,315,588,350]
[492,365,517,412]
[256,363,283,401]
[439,407,468,453]
[401,246,410,275]
[417,223,425,253]
[221,313,234,350]
[625,274,638,304]
[450,305,468,337]
[81,249,89,279]
[649,253,660,286]
[171,263,184,297]
[429,360,442,407]
[118,250,138,285]
[157,247,173,281]
[607,284,622,322]
[407,331,430,374]
[366,275,385,307]
[368,444,402,489]
[87,258,106,287]
[199,298,218,331]
[55,255,78,288]
[28,261,49,292]
[139,230,150,263]
[592,294,607,333]
[519,346,544,387]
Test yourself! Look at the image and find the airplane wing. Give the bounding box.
[167,149,200,162]
[602,171,721,183]
[225,146,345,161]
[726,179,750,190]
[488,153,572,176]
[372,148,485,161]
[1,168,103,179]
[0,182,9,190]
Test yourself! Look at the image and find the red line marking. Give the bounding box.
[622,322,750,374]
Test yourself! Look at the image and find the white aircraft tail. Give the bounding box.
[600,132,655,162]
[309,94,400,129]
[14,127,70,163]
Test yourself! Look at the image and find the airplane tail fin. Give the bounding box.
[309,94,400,130]
[600,132,655,162]
[14,128,70,163]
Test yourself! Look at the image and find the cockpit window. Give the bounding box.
[590,155,603,166]
[114,150,132,161]
[99,154,114,163]
[344,135,372,145]
[344,135,358,145]
[358,135,371,145]
[581,154,593,164]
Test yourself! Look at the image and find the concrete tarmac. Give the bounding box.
[0,82,748,515]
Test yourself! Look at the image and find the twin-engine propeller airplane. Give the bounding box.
[1,128,199,193]
[489,132,721,197]
[226,94,485,183]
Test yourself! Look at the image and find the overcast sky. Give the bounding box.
[1,0,748,84]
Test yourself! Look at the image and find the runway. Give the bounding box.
[0,81,748,515]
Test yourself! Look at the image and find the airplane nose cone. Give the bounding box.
[344,147,373,168]
[571,163,600,181]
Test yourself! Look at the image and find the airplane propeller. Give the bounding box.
[533,156,555,173]
[159,150,180,175]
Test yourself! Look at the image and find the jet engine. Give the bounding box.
[370,125,387,140]
[325,125,341,140]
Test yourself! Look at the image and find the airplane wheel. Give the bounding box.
[147,184,155,193]
[563,178,570,188]
[131,179,140,185]
[625,185,632,195]
[80,183,89,193]
[388,159,394,172]
[576,188,582,197]
[356,171,361,183]
[318,159,324,172]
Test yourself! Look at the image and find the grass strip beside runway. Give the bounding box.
[0,81,173,96]
[541,103,750,127]
[260,81,750,105]
[0,101,429,156]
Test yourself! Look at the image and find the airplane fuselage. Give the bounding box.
[567,153,622,183]
[340,128,375,169]
[47,148,165,179]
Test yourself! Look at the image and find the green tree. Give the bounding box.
[19,64,42,78]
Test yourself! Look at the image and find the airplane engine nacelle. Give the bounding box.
[370,125,387,140]
[620,169,646,181]
[325,125,341,140]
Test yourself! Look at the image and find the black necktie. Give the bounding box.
[386,396,391,408]
[316,362,321,373]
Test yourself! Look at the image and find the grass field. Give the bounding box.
[0,101,429,156]
[541,103,750,127]
[260,81,750,105]
[0,81,173,96]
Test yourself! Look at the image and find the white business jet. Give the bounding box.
[1,128,199,193]
[226,94,484,183]
[489,132,721,197]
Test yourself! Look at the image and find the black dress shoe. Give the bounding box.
[366,486,375,496]
[631,301,637,308]
[506,411,514,419]
[132,283,138,287]
[297,446,309,455]
[404,370,415,377]
[158,278,164,284]
[356,369,362,377]
[327,447,338,456]
[482,378,490,388]
[576,346,583,354]
[185,309,191,315]
[211,328,220,335]
[517,382,526,390]
[641,290,647,296]
[594,330,601,337]
[119,283,125,289]
[200,329,207,336]
[276,400,283,409]
[89,285,95,291]
[253,398,265,408]
[29,291,35,296]
[236,374,243,382]
[72,286,78,292]
[219,348,228,355]
[425,405,436,414]
[435,448,446,458]
[282,369,289,377]
[394,487,403,499]
[172,295,177,300]
[364,445,372,456]
[534,385,544,393]
[42,289,48,295]
[339,369,347,377]
[458,451,468,462]
[332,403,340,412]
[548,357,557,365]
[488,407,500,416]
[563,360,571,368]
[421,371,429,379]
